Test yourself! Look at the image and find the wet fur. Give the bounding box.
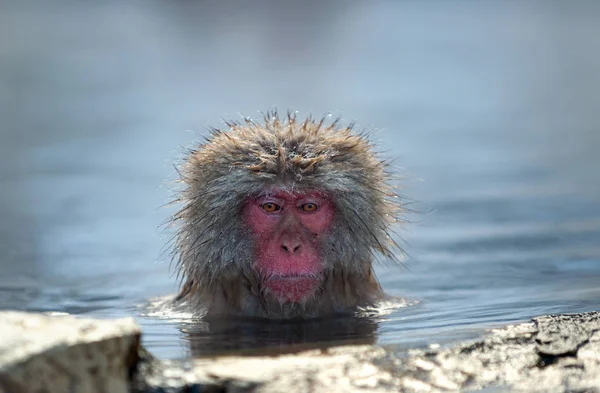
[172,110,403,319]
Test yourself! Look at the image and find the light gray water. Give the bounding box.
[1,1,599,359]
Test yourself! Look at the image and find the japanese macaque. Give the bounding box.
[173,111,403,319]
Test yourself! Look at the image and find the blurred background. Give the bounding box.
[1,0,599,359]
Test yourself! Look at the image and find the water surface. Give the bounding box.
[1,1,599,359]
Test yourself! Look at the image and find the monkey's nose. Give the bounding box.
[281,240,301,254]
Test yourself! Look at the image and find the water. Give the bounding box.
[1,1,599,359]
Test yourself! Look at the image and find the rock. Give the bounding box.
[3,309,599,392]
[133,345,398,393]
[135,311,600,393]
[0,311,141,393]
[534,312,600,357]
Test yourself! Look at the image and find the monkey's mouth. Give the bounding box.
[263,274,322,303]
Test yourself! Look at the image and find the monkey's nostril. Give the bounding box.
[281,243,301,253]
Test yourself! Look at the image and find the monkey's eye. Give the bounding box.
[299,203,319,212]
[261,202,281,213]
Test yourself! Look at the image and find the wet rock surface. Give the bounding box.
[1,311,598,392]
[0,311,141,393]
[135,311,600,393]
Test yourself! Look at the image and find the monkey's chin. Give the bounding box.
[264,276,321,304]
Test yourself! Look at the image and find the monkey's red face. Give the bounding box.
[245,189,334,304]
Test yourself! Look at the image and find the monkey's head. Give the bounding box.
[174,111,402,319]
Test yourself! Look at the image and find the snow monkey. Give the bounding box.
[173,111,403,319]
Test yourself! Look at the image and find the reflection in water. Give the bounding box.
[181,316,379,358]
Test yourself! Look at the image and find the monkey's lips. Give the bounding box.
[264,275,321,303]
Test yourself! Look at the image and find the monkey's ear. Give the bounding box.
[175,279,197,301]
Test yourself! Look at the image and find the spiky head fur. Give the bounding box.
[173,111,403,318]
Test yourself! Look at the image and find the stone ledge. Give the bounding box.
[135,311,600,393]
[0,311,141,393]
[2,310,599,392]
